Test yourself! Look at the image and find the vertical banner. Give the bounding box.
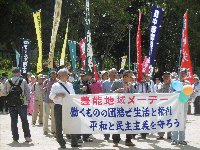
[121,56,127,69]
[68,40,77,79]
[79,38,86,70]
[15,50,20,67]
[48,0,62,69]
[85,0,94,76]
[180,10,194,84]
[33,10,43,73]
[136,10,142,82]
[149,5,164,76]
[60,19,69,66]
[142,56,150,74]
[21,39,31,75]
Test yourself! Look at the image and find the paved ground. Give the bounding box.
[0,108,200,150]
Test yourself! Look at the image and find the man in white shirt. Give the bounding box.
[154,78,162,93]
[49,68,80,148]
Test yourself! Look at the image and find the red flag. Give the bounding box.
[93,63,99,81]
[79,38,86,70]
[142,56,150,75]
[180,10,194,84]
[136,10,142,82]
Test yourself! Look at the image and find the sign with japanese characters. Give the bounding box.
[63,93,184,134]
[149,5,164,75]
[20,39,31,74]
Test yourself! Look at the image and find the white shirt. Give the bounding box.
[49,80,75,105]
[193,82,200,98]
[147,80,155,93]
[154,82,162,93]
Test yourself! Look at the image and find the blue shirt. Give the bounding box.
[102,79,117,93]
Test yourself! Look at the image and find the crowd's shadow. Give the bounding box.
[59,134,200,150]
[7,141,34,147]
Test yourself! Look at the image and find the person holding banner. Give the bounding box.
[111,70,136,147]
[73,70,93,143]
[102,68,118,140]
[157,71,172,140]
[49,68,80,148]
[171,68,189,145]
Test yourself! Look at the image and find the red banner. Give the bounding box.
[180,10,194,84]
[142,56,150,75]
[136,10,142,82]
[79,38,86,70]
[93,63,99,81]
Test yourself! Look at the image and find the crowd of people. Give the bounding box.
[0,67,200,148]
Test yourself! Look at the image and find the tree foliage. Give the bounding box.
[0,0,200,76]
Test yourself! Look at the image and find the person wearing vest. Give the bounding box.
[4,67,32,143]
[42,69,57,136]
[31,74,45,125]
[111,70,136,147]
[193,76,200,115]
[171,68,189,145]
[49,68,80,148]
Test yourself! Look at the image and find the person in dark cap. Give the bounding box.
[72,70,93,143]
[4,67,32,142]
[118,68,125,79]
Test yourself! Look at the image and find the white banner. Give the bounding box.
[63,93,184,134]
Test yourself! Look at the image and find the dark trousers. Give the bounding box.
[0,97,8,112]
[112,134,132,143]
[194,96,200,114]
[54,104,78,146]
[104,134,110,139]
[9,105,31,141]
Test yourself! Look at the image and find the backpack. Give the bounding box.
[7,78,23,106]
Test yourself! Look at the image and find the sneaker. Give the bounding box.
[13,140,19,143]
[157,136,164,140]
[71,144,81,147]
[171,140,178,145]
[125,141,135,146]
[179,141,187,145]
[113,143,118,147]
[43,131,48,135]
[25,137,32,142]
